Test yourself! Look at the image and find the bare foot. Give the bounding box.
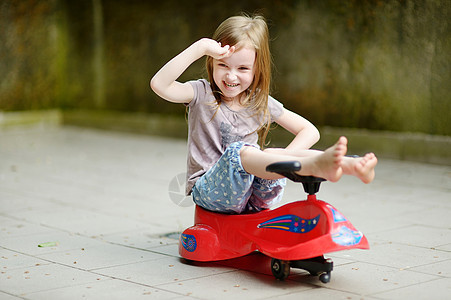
[342,153,378,183]
[298,136,348,182]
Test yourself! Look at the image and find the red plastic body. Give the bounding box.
[180,194,369,262]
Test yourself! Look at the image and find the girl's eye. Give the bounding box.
[239,67,250,70]
[218,63,227,68]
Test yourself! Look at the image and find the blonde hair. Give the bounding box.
[206,14,273,147]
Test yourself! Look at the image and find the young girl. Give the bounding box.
[151,14,377,214]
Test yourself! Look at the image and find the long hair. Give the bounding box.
[206,14,273,147]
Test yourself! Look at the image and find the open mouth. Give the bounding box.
[224,82,239,88]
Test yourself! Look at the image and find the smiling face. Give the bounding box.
[212,46,256,103]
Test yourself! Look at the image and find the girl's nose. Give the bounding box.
[226,72,237,81]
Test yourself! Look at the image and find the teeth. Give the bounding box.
[225,82,239,88]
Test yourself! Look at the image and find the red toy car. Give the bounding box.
[179,161,369,283]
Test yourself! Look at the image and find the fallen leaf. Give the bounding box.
[38,242,59,248]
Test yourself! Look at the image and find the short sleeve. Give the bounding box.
[268,95,284,122]
[187,79,211,107]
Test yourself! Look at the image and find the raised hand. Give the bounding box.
[199,38,235,60]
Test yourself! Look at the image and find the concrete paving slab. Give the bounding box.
[100,228,179,250]
[9,205,152,237]
[269,287,380,300]
[94,256,235,287]
[155,269,314,299]
[1,230,106,256]
[37,243,164,271]
[368,225,451,249]
[149,244,182,258]
[409,258,451,278]
[329,242,451,269]
[1,126,450,299]
[0,249,52,271]
[0,192,53,214]
[295,261,441,295]
[0,215,56,238]
[0,263,108,296]
[372,277,451,300]
[0,291,24,300]
[437,244,451,252]
[24,278,186,300]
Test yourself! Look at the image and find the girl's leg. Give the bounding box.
[341,153,377,183]
[246,177,286,212]
[240,136,347,182]
[191,142,256,214]
[260,139,377,184]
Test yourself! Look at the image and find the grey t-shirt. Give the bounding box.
[185,79,284,195]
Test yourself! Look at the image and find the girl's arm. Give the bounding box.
[274,108,320,150]
[150,38,234,104]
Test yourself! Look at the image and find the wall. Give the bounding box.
[1,0,450,135]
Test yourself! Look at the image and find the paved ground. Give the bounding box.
[1,126,450,299]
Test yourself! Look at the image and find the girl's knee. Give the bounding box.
[239,144,260,164]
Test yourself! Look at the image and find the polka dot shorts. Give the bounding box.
[192,141,286,214]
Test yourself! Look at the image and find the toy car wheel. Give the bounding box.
[319,272,331,283]
[271,258,290,280]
